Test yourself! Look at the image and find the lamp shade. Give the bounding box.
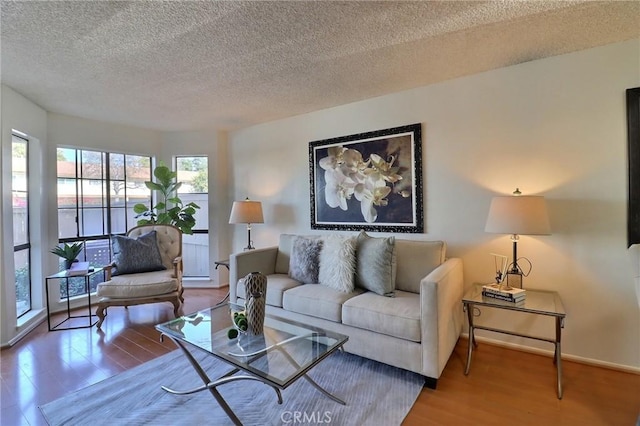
[485,195,551,235]
[229,200,264,224]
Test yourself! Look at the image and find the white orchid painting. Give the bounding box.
[310,124,423,233]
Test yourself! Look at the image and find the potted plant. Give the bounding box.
[133,162,200,234]
[50,241,84,270]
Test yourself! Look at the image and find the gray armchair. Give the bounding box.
[95,224,184,328]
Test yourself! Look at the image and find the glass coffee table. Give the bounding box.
[155,304,348,425]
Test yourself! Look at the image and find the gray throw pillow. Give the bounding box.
[318,235,357,293]
[355,231,396,297]
[289,237,323,284]
[111,231,166,276]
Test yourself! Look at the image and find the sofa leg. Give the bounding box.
[424,376,438,390]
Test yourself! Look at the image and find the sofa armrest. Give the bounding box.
[229,247,278,302]
[419,257,464,379]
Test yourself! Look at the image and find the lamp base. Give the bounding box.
[506,271,523,289]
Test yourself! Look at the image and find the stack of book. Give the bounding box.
[67,261,90,276]
[482,284,526,304]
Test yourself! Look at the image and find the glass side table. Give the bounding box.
[462,284,566,399]
[45,268,104,331]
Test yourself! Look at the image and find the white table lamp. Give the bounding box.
[229,198,264,250]
[485,188,551,288]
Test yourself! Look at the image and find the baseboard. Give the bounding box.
[182,278,228,289]
[461,333,640,375]
[2,313,46,348]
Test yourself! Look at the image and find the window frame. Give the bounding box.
[175,155,209,277]
[56,148,153,298]
[12,132,32,318]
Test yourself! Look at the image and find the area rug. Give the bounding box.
[40,349,424,425]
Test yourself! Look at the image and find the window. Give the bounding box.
[176,156,209,277]
[13,133,31,317]
[56,148,152,297]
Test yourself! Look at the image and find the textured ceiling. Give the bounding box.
[1,1,639,132]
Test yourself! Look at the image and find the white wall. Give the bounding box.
[229,39,640,370]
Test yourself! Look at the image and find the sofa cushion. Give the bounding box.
[96,270,177,298]
[111,231,166,276]
[283,284,364,322]
[355,231,396,297]
[342,290,421,342]
[289,236,323,284]
[394,240,446,293]
[236,273,301,308]
[318,235,357,293]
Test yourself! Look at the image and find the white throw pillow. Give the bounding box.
[318,235,357,293]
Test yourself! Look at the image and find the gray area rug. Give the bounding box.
[40,349,424,425]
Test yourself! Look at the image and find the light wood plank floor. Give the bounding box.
[1,288,638,425]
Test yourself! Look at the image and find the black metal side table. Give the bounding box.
[214,259,230,305]
[45,268,104,331]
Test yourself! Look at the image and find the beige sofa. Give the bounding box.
[229,233,464,388]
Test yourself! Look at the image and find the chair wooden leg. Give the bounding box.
[96,304,107,329]
[172,299,181,318]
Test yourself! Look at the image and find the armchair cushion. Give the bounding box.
[96,270,178,298]
[111,231,166,276]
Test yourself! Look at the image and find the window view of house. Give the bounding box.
[12,133,31,318]
[176,156,209,277]
[56,148,152,298]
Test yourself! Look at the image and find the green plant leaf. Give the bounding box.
[50,242,84,260]
[145,181,164,192]
[133,204,149,214]
[132,163,199,234]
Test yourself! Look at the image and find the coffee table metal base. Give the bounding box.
[161,335,345,425]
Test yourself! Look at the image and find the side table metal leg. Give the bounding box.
[555,317,563,399]
[216,291,230,306]
[464,302,475,375]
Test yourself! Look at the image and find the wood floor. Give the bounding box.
[1,288,638,425]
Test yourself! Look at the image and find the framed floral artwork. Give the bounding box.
[309,123,423,233]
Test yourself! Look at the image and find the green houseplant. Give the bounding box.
[133,162,200,234]
[50,241,84,270]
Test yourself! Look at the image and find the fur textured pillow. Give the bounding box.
[355,231,396,297]
[289,237,323,284]
[318,235,357,293]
